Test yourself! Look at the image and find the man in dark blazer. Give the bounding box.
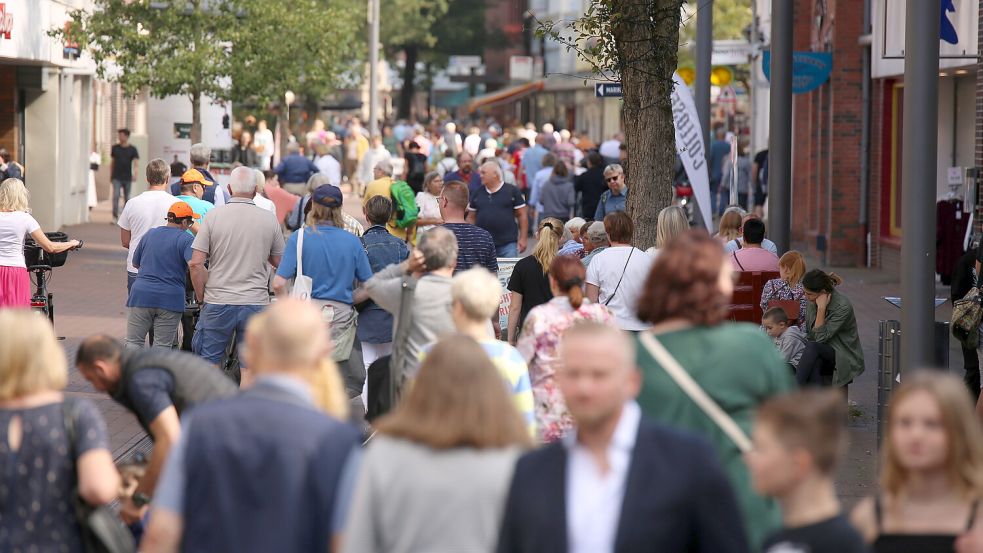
[497,322,748,553]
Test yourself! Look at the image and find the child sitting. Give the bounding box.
[763,306,807,367]
[746,390,867,553]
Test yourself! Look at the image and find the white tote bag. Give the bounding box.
[290,226,313,301]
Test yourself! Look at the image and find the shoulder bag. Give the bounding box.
[603,247,634,306]
[638,332,753,453]
[62,399,136,553]
[388,274,418,407]
[290,227,313,300]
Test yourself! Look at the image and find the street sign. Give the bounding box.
[595,82,622,98]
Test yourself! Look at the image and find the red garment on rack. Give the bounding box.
[937,199,969,283]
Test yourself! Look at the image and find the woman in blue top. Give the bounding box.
[273,184,372,376]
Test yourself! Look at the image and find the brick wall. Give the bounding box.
[788,0,865,267]
[0,66,17,161]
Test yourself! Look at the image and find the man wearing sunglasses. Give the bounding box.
[594,164,628,221]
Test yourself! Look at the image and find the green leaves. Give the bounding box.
[50,0,362,107]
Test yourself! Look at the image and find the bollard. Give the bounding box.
[877,320,901,446]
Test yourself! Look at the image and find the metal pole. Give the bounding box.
[696,0,713,168]
[900,0,940,374]
[768,0,792,254]
[368,0,380,136]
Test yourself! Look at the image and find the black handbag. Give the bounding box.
[62,399,136,553]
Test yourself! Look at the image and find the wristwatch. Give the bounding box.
[132,492,152,508]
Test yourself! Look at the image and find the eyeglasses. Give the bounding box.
[606,176,620,182]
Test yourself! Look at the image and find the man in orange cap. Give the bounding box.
[175,168,216,224]
[125,201,200,350]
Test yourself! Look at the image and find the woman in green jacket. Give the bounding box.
[803,269,865,394]
[633,231,795,552]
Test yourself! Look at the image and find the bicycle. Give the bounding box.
[24,234,82,327]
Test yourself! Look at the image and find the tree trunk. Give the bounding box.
[190,93,202,145]
[397,44,419,120]
[611,0,681,250]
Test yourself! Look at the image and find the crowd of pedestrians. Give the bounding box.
[3,115,983,553]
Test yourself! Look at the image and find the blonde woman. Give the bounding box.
[716,207,744,244]
[759,250,808,328]
[506,217,563,344]
[0,178,79,307]
[852,372,983,551]
[0,310,119,550]
[646,205,689,256]
[273,184,372,391]
[342,336,530,553]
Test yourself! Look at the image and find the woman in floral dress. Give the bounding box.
[516,255,615,442]
[759,250,807,328]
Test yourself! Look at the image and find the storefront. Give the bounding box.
[0,0,98,230]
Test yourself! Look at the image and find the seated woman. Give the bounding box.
[803,269,864,395]
[759,250,808,328]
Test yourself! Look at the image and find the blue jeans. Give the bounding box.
[192,303,264,365]
[111,179,132,219]
[496,242,518,258]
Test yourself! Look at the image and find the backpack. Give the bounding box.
[389,180,419,229]
[952,287,983,349]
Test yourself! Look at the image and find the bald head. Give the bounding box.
[244,300,331,373]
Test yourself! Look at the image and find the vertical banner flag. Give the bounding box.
[671,72,712,231]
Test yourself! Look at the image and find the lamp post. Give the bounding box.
[368,0,380,136]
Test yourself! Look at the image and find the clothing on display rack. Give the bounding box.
[938,193,969,285]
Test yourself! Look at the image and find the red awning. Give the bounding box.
[467,81,544,113]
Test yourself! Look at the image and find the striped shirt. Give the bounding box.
[443,223,498,274]
[479,339,537,439]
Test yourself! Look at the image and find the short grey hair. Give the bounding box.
[306,172,331,194]
[374,158,393,177]
[190,143,211,166]
[603,163,624,176]
[480,160,503,182]
[417,226,458,271]
[564,217,586,233]
[229,166,257,195]
[286,142,301,155]
[253,169,266,194]
[451,268,501,321]
[587,221,608,245]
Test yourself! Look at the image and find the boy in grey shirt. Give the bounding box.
[762,307,807,368]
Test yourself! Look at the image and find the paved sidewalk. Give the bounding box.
[824,264,962,507]
[54,203,144,458]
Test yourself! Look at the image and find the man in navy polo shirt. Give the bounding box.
[466,160,528,258]
[144,300,361,553]
[275,142,319,196]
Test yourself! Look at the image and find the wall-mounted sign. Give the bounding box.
[174,123,192,139]
[762,51,833,94]
[595,82,622,98]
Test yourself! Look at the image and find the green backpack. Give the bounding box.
[390,180,419,229]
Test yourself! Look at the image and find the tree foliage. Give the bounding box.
[52,0,362,142]
[677,0,753,67]
[537,0,685,249]
[380,0,449,119]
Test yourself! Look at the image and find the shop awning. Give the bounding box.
[467,81,544,113]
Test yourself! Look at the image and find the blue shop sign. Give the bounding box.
[762,51,833,94]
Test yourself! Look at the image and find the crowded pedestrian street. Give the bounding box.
[5,0,983,552]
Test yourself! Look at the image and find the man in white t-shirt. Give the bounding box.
[585,211,655,331]
[254,119,275,171]
[119,158,176,293]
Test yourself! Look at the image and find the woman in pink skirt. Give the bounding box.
[0,178,80,308]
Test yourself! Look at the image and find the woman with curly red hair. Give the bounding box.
[634,229,795,552]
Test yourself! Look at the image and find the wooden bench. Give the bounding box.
[727,270,780,324]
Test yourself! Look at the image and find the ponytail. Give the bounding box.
[802,269,842,294]
[567,278,585,309]
[533,217,564,275]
